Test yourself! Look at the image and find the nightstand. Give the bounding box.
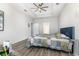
[68,40,74,56]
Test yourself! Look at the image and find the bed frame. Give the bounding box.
[60,27,75,53]
[60,27,75,39]
[30,26,75,53]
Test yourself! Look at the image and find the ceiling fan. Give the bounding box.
[31,3,48,13]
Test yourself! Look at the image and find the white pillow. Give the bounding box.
[34,36,47,39]
[50,37,57,40]
[61,34,70,39]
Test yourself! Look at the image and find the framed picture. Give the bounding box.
[0,10,4,31]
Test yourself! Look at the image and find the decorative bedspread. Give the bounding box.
[26,37,72,52]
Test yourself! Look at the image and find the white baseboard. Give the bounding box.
[74,54,79,56]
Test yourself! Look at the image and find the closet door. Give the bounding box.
[32,23,39,36]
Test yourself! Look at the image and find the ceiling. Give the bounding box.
[10,3,66,18]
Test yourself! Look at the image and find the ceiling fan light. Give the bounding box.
[32,3,48,13]
[38,8,40,11]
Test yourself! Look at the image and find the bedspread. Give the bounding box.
[26,37,72,52]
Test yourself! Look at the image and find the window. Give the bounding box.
[43,22,50,34]
[33,23,39,35]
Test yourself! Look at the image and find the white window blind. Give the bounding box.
[33,23,39,35]
[43,22,50,34]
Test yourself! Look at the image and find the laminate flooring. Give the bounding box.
[12,40,72,56]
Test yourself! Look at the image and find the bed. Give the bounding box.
[26,27,75,52]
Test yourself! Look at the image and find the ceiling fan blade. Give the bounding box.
[33,3,39,8]
[42,6,48,8]
[39,3,43,6]
[40,8,46,11]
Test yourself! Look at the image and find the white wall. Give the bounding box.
[60,3,79,39]
[33,17,59,35]
[0,4,32,44]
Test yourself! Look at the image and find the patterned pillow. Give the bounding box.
[61,34,70,39]
[55,32,61,39]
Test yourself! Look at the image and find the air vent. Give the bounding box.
[24,9,27,12]
[56,3,59,5]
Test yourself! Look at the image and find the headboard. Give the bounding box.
[60,27,75,40]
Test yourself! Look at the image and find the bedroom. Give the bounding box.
[0,3,78,56]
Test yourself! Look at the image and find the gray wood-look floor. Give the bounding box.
[12,40,72,56]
